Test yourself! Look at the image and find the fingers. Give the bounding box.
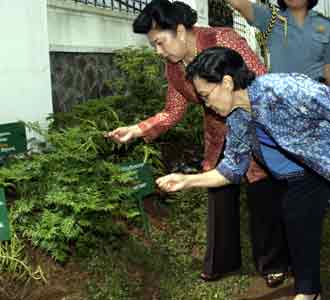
[103,127,132,143]
[119,133,133,143]
[156,174,182,192]
[103,131,112,138]
[104,128,120,139]
[156,174,177,186]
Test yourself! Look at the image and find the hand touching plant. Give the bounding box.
[104,125,142,143]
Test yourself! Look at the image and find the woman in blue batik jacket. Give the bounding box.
[157,47,330,300]
[227,0,330,287]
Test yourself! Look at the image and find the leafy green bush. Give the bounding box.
[0,115,161,262]
[107,46,203,146]
[0,46,203,262]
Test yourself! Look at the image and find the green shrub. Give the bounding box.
[0,117,162,262]
[0,46,203,262]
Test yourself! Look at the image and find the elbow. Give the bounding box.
[216,166,242,185]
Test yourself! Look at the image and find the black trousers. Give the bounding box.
[283,172,329,294]
[203,177,290,276]
[247,177,290,275]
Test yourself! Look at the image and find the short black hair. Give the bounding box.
[186,47,256,91]
[277,0,318,11]
[133,0,197,34]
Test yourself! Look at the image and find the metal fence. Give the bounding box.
[74,0,151,13]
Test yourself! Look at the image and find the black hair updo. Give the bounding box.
[133,0,198,34]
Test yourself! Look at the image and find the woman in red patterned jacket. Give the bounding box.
[105,0,288,286]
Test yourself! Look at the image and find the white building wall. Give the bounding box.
[315,0,330,17]
[48,0,209,53]
[48,0,149,52]
[179,0,209,26]
[0,0,53,127]
[0,0,208,130]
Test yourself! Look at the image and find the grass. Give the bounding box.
[80,186,330,300]
[81,187,258,300]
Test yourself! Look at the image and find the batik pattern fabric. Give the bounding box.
[138,26,268,182]
[217,73,330,183]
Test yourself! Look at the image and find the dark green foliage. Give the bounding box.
[109,47,166,100]
[0,117,161,262]
[0,46,203,262]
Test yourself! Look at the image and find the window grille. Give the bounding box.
[74,0,151,14]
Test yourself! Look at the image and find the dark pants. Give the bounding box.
[283,172,329,294]
[203,184,241,275]
[203,177,290,276]
[247,178,290,275]
[203,172,329,294]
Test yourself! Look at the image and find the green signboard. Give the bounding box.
[0,188,10,241]
[120,162,154,236]
[0,122,27,159]
[120,162,154,200]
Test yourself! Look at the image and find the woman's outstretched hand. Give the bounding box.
[156,173,189,192]
[104,125,142,143]
[157,169,230,192]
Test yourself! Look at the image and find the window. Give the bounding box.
[74,0,151,14]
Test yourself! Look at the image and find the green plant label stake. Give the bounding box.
[0,188,10,241]
[120,162,155,200]
[0,122,27,160]
[120,162,155,236]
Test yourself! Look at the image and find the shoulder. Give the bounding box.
[197,26,238,40]
[214,27,242,39]
[195,26,219,49]
[310,11,330,35]
[312,11,330,22]
[229,108,251,123]
[227,109,252,133]
[213,27,246,47]
[252,73,281,88]
[196,26,244,49]
[254,3,287,25]
[254,74,320,99]
[254,73,309,88]
[249,74,294,96]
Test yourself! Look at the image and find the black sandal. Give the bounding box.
[200,272,222,282]
[264,272,287,288]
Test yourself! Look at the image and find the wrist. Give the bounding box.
[131,125,143,138]
[183,174,194,189]
[184,173,206,189]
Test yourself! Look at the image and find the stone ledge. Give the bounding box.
[47,0,137,21]
[49,44,120,53]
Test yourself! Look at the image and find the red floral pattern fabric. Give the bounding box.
[138,27,268,182]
